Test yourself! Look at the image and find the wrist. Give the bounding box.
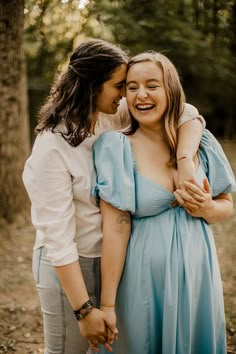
[100,303,115,308]
[203,200,217,223]
[177,155,193,163]
[73,299,94,321]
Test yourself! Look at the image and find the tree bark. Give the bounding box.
[0,0,30,222]
[193,0,200,30]
[212,0,219,41]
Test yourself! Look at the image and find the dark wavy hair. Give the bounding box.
[125,51,185,167]
[35,39,128,146]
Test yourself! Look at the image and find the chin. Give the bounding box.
[111,107,118,114]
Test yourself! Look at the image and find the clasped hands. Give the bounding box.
[79,307,117,353]
[173,156,214,218]
[172,177,213,218]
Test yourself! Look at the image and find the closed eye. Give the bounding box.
[115,81,125,89]
[127,86,138,91]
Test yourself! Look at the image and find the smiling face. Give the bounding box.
[126,61,168,128]
[95,64,127,115]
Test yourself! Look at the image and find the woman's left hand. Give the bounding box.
[173,178,213,218]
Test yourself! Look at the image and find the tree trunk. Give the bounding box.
[193,0,200,30]
[212,0,219,42]
[0,0,30,222]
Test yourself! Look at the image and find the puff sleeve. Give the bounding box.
[92,132,136,213]
[198,129,236,197]
[178,103,205,128]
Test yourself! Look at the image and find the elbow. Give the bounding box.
[226,198,234,218]
[228,203,235,218]
[206,201,234,224]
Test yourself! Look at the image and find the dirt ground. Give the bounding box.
[0,141,236,354]
[0,217,44,354]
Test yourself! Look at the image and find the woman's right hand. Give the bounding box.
[78,307,115,352]
[88,306,118,352]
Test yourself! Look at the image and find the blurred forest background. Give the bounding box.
[0,0,236,222]
[25,0,236,139]
[0,1,236,353]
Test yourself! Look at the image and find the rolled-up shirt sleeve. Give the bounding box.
[178,103,205,128]
[23,135,78,266]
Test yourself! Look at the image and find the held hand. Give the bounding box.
[89,307,118,353]
[78,308,113,352]
[101,306,118,344]
[89,306,118,352]
[173,178,214,218]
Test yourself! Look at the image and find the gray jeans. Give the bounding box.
[32,247,101,354]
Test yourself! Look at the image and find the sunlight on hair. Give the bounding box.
[78,0,90,9]
[61,0,89,7]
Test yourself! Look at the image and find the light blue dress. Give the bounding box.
[92,129,236,354]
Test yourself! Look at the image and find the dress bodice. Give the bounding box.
[92,130,236,216]
[133,161,206,218]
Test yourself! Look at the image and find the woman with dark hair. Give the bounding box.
[23,40,204,354]
[93,51,235,353]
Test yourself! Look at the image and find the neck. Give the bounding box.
[137,122,165,142]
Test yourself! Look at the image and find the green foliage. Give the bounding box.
[24,0,89,83]
[85,0,236,137]
[24,0,236,138]
[24,0,90,132]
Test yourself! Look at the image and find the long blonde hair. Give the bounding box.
[125,51,185,167]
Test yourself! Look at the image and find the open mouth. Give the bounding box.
[136,104,155,111]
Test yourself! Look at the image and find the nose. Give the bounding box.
[137,86,148,99]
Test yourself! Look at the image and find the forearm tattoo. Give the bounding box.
[116,212,131,224]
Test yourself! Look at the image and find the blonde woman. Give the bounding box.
[93,51,235,353]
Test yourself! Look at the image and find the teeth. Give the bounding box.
[136,104,154,110]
